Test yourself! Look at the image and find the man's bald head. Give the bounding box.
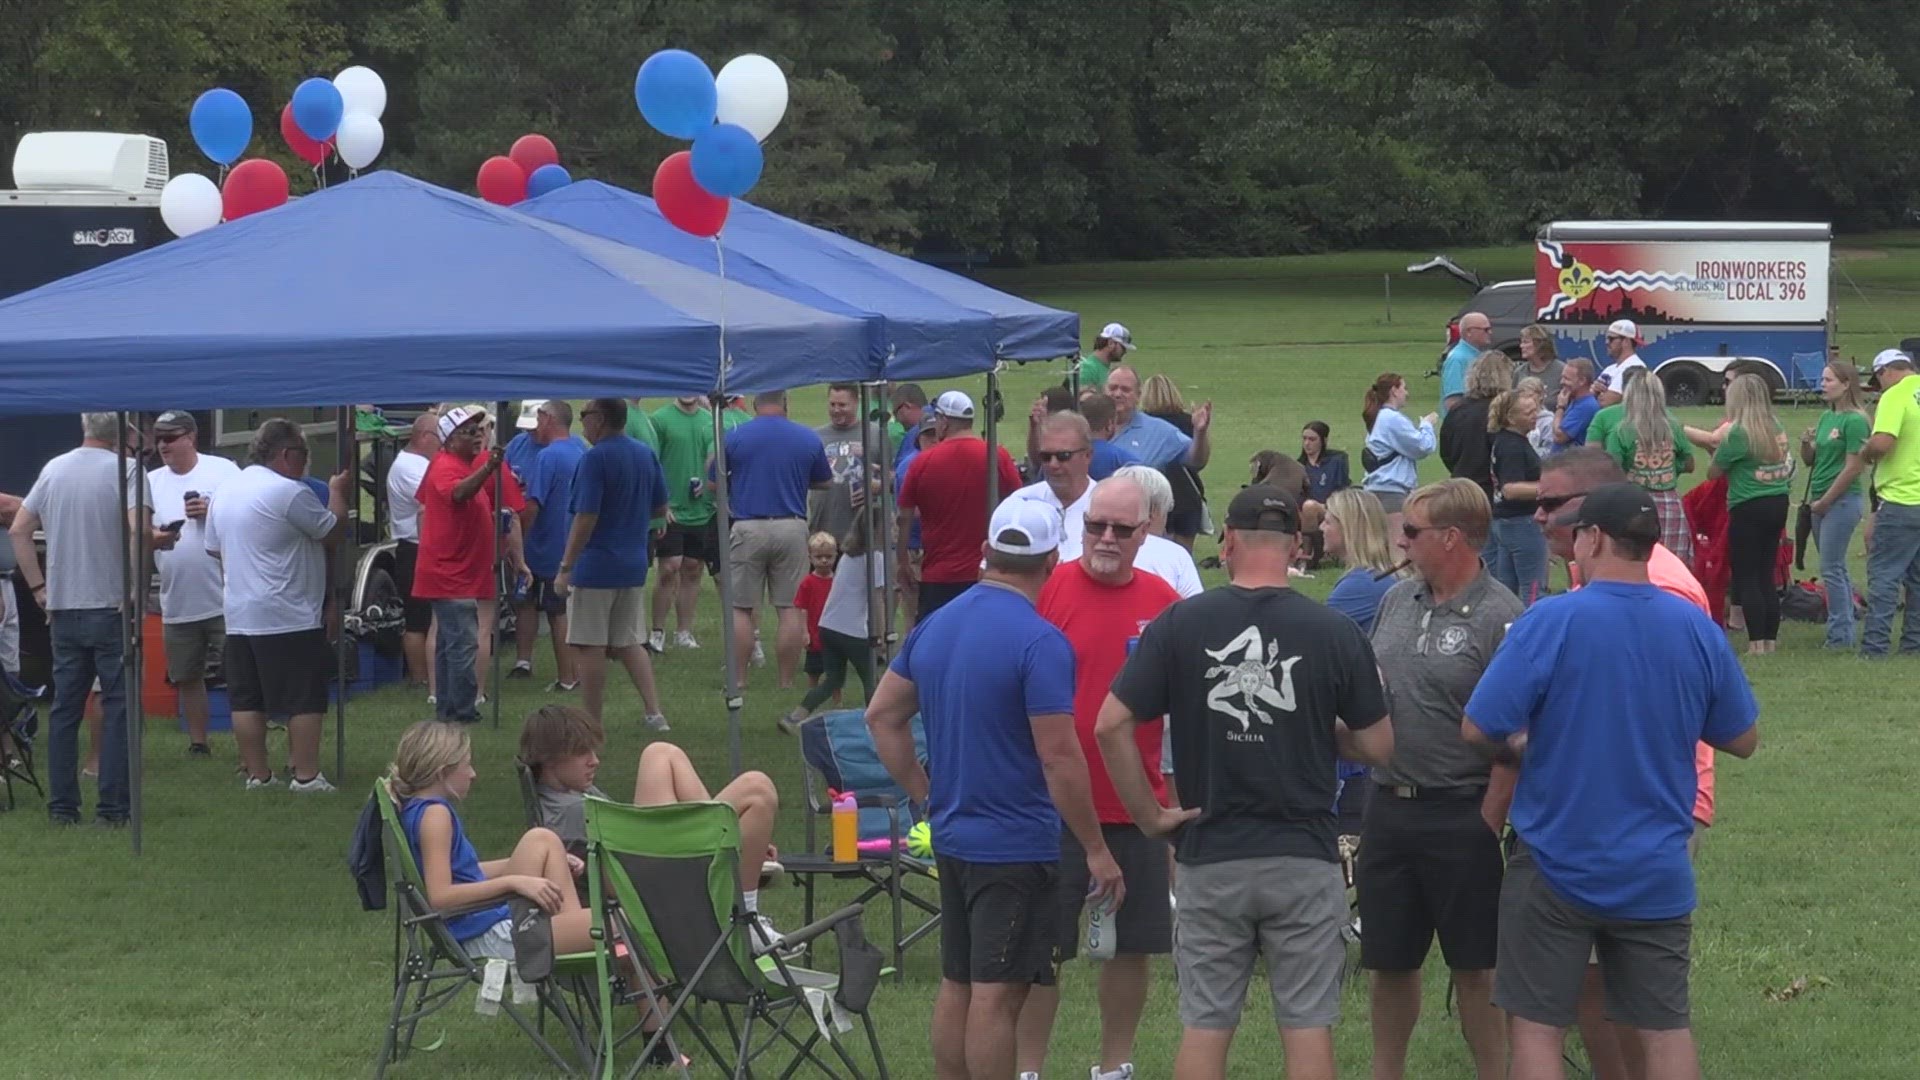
[1458,311,1493,350]
[409,412,441,452]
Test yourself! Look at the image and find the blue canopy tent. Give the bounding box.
[0,172,893,851]
[520,179,1080,380]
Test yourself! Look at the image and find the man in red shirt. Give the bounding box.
[898,391,1022,624]
[1019,474,1182,1080]
[414,406,525,723]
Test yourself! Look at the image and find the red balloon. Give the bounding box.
[654,151,729,237]
[280,103,330,165]
[509,134,559,176]
[222,158,290,220]
[476,155,527,206]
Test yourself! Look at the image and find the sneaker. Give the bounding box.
[1093,1065,1135,1080]
[776,712,805,737]
[426,694,437,706]
[186,743,211,758]
[646,629,667,654]
[751,640,767,667]
[507,661,533,679]
[748,913,798,958]
[545,679,578,693]
[675,631,700,650]
[289,773,337,794]
[476,694,487,707]
[644,714,672,733]
[244,774,283,791]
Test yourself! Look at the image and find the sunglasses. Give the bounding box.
[154,431,192,444]
[1535,493,1581,513]
[1084,516,1141,540]
[1401,522,1445,539]
[1037,449,1085,463]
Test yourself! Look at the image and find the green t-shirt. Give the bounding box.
[623,405,660,452]
[1584,403,1625,456]
[1076,354,1111,392]
[1808,410,1870,501]
[722,407,749,433]
[650,404,719,526]
[1712,424,1795,506]
[1605,418,1693,492]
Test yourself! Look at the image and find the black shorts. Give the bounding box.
[1355,783,1503,972]
[521,576,569,617]
[936,855,1059,985]
[1494,838,1691,1031]
[804,648,824,677]
[1054,825,1172,961]
[1164,507,1203,539]
[393,541,432,632]
[225,629,331,717]
[916,581,971,624]
[656,519,720,574]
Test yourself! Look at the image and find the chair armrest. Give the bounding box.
[405,898,509,928]
[773,901,866,950]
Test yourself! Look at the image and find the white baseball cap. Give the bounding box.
[1872,348,1913,373]
[516,400,548,430]
[1605,319,1642,344]
[988,498,1063,555]
[934,390,975,420]
[437,404,487,442]
[1098,322,1135,352]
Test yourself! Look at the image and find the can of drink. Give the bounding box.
[689,476,704,501]
[1085,885,1116,961]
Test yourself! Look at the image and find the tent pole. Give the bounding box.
[120,412,144,855]
[492,400,508,730]
[985,368,1002,518]
[709,394,744,779]
[865,379,897,666]
[333,407,351,781]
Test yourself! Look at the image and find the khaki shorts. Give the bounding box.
[729,518,808,610]
[566,586,646,648]
[163,615,225,685]
[1175,855,1347,1031]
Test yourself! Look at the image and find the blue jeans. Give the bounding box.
[48,608,128,822]
[1862,501,1920,656]
[1814,491,1865,648]
[1485,516,1549,605]
[431,599,480,722]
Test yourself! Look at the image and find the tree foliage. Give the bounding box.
[4,0,1918,261]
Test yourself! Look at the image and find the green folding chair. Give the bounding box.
[369,779,594,1078]
[584,797,891,1080]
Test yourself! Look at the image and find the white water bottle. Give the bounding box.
[1085,885,1116,961]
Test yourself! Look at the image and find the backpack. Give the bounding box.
[1780,580,1827,622]
[347,793,387,911]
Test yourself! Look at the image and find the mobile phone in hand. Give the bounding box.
[162,520,186,533]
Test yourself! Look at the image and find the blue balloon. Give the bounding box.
[635,50,717,140]
[690,123,763,198]
[290,77,345,142]
[527,163,573,199]
[189,88,252,166]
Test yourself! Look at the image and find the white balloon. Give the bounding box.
[159,173,222,237]
[335,113,385,170]
[333,65,388,120]
[715,54,789,142]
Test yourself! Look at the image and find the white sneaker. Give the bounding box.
[644,714,671,732]
[476,694,487,707]
[751,640,767,667]
[647,629,667,654]
[748,913,796,957]
[244,775,282,791]
[426,694,436,706]
[675,631,700,650]
[1093,1065,1134,1080]
[289,774,337,794]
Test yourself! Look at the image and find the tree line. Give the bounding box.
[4,0,1914,263]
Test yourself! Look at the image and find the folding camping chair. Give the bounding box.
[785,711,940,977]
[584,797,890,1080]
[368,779,595,1079]
[0,669,45,811]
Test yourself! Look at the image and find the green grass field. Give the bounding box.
[4,240,1918,1077]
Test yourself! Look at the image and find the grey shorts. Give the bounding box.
[162,615,225,685]
[1371,489,1408,513]
[463,919,516,960]
[567,586,647,649]
[729,518,808,610]
[1496,840,1691,1031]
[1174,856,1346,1031]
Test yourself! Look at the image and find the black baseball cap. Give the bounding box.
[1224,484,1300,534]
[152,410,196,433]
[1551,482,1661,544]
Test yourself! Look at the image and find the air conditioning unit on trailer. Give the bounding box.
[10,132,169,195]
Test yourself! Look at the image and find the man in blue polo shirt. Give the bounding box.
[867,498,1122,1080]
[513,399,585,691]
[1103,365,1212,471]
[1463,484,1759,1079]
[1080,393,1141,481]
[1551,359,1601,452]
[723,390,832,691]
[1441,311,1493,413]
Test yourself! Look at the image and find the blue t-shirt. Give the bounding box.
[1440,338,1479,408]
[1465,582,1757,920]
[504,431,538,486]
[724,416,831,520]
[1557,395,1600,449]
[1112,411,1192,468]
[400,796,510,941]
[1325,566,1398,635]
[1088,438,1140,481]
[893,444,922,550]
[523,437,585,579]
[569,435,667,589]
[890,582,1076,863]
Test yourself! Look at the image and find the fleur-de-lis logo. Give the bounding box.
[1557,260,1596,301]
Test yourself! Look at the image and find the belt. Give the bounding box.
[1375,780,1487,802]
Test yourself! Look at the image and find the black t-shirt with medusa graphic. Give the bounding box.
[1111,585,1388,866]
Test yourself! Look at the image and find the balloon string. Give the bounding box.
[714,232,731,395]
